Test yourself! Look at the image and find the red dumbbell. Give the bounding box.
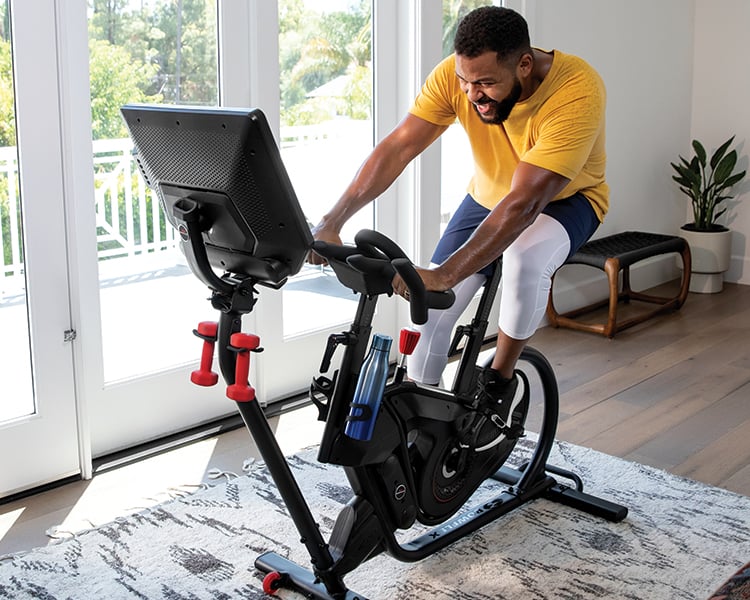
[190,321,219,386]
[226,332,261,402]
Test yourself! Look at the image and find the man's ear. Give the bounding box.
[516,51,533,78]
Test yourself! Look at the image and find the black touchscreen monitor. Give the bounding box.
[121,104,312,287]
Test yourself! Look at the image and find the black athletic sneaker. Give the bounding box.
[469,367,525,452]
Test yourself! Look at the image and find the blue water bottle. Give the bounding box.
[344,333,392,441]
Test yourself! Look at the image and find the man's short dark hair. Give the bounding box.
[454,6,531,63]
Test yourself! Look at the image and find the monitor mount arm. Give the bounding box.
[173,197,261,384]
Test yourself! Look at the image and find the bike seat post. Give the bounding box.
[451,257,503,396]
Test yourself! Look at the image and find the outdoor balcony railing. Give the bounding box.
[2,118,460,297]
[2,138,180,286]
[1,120,367,287]
[1,145,23,280]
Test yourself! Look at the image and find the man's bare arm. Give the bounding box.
[309,114,446,262]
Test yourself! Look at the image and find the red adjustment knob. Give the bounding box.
[399,327,421,355]
[226,333,260,402]
[191,321,219,386]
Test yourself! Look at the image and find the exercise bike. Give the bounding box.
[121,104,627,600]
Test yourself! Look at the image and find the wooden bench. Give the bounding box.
[546,231,692,338]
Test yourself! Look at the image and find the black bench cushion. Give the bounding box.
[568,231,686,270]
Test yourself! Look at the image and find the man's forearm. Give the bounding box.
[436,197,539,288]
[432,164,570,289]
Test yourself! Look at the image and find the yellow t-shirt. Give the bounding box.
[409,50,609,221]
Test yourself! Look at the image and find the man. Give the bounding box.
[310,6,607,451]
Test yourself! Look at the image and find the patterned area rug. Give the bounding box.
[1,437,749,600]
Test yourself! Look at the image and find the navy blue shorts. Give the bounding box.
[431,192,600,276]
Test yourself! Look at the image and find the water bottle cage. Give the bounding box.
[345,402,373,424]
[309,372,337,422]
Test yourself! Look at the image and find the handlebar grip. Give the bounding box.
[426,288,456,311]
[354,229,408,260]
[347,254,395,280]
[392,258,455,325]
[311,240,360,263]
[315,230,454,325]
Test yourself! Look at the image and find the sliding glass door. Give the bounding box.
[253,0,381,399]
[82,0,235,457]
[1,0,456,497]
[83,1,385,456]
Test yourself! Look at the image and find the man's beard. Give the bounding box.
[473,79,523,124]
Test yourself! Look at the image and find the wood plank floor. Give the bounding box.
[535,280,750,494]
[1,281,748,557]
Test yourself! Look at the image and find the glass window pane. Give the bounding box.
[88,0,219,382]
[0,0,35,422]
[278,0,373,337]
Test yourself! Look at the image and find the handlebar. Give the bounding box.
[312,229,455,325]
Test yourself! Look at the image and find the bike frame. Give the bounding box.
[184,225,626,600]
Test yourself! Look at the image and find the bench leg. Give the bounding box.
[545,261,620,338]
[676,242,691,308]
[545,242,692,339]
[603,258,620,338]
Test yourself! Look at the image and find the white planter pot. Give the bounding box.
[679,227,732,293]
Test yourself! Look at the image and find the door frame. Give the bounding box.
[0,0,83,497]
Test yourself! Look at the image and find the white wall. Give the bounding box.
[525,0,750,296]
[532,0,696,237]
[691,0,750,285]
[520,0,697,307]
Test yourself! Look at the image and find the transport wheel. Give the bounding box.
[262,571,284,595]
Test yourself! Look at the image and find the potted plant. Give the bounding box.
[670,136,746,293]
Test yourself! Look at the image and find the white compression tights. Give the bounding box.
[407,213,571,385]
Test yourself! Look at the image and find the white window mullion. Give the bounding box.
[217,0,282,396]
[56,0,104,480]
[218,0,280,138]
[407,0,443,267]
[371,1,399,245]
